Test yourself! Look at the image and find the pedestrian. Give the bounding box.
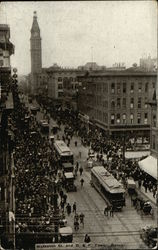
[74,213,79,222]
[76,162,79,171]
[138,179,142,189]
[80,178,84,187]
[79,213,85,227]
[109,205,114,217]
[59,190,64,199]
[144,182,148,193]
[74,167,78,178]
[63,193,67,204]
[153,186,157,198]
[75,141,77,147]
[104,205,109,216]
[84,234,91,243]
[79,166,83,176]
[74,220,79,231]
[60,200,65,212]
[66,203,71,216]
[73,202,77,213]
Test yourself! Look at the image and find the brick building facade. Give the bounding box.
[77,70,156,138]
[0,24,15,247]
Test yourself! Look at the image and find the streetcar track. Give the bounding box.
[83,171,147,248]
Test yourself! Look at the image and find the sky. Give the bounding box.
[0,1,157,75]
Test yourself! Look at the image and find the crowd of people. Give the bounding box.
[7,91,156,247]
[39,97,157,201]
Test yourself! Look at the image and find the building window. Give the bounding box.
[58,84,63,89]
[137,113,141,124]
[145,97,148,108]
[138,82,142,93]
[104,113,108,123]
[130,98,134,108]
[123,82,126,93]
[58,77,62,82]
[130,113,134,124]
[103,84,108,92]
[122,114,126,124]
[130,83,134,93]
[153,114,156,127]
[0,60,3,66]
[104,100,108,108]
[111,114,115,124]
[117,98,121,108]
[122,98,126,108]
[145,83,148,92]
[111,83,115,94]
[138,97,141,108]
[117,83,121,94]
[111,100,115,108]
[144,113,148,124]
[152,135,156,149]
[116,114,120,124]
[69,77,73,82]
[58,92,63,97]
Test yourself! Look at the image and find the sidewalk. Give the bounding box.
[135,181,157,206]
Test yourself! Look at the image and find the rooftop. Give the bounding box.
[0,24,10,30]
[78,70,157,77]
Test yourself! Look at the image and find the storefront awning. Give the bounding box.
[138,155,157,180]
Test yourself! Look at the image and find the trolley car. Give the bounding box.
[91,166,125,210]
[54,140,73,164]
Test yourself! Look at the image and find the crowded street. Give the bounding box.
[11,95,157,249]
[0,3,157,249]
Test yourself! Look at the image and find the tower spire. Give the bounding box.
[30,11,42,94]
[31,11,40,33]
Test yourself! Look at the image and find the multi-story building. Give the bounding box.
[0,24,15,247]
[138,79,157,182]
[77,70,156,139]
[46,66,84,109]
[30,11,42,94]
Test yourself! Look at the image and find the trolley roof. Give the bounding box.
[91,166,125,194]
[54,140,73,156]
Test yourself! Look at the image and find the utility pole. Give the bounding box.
[50,180,59,243]
[91,46,93,63]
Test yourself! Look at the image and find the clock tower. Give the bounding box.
[30,11,42,93]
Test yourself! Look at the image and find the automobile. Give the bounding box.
[59,226,73,243]
[49,135,55,144]
[51,124,59,134]
[64,172,77,192]
[87,159,93,168]
[127,178,136,195]
[140,226,158,248]
[39,120,49,134]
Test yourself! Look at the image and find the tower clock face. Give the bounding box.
[34,32,38,37]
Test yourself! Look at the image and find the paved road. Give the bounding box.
[27,98,157,249]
